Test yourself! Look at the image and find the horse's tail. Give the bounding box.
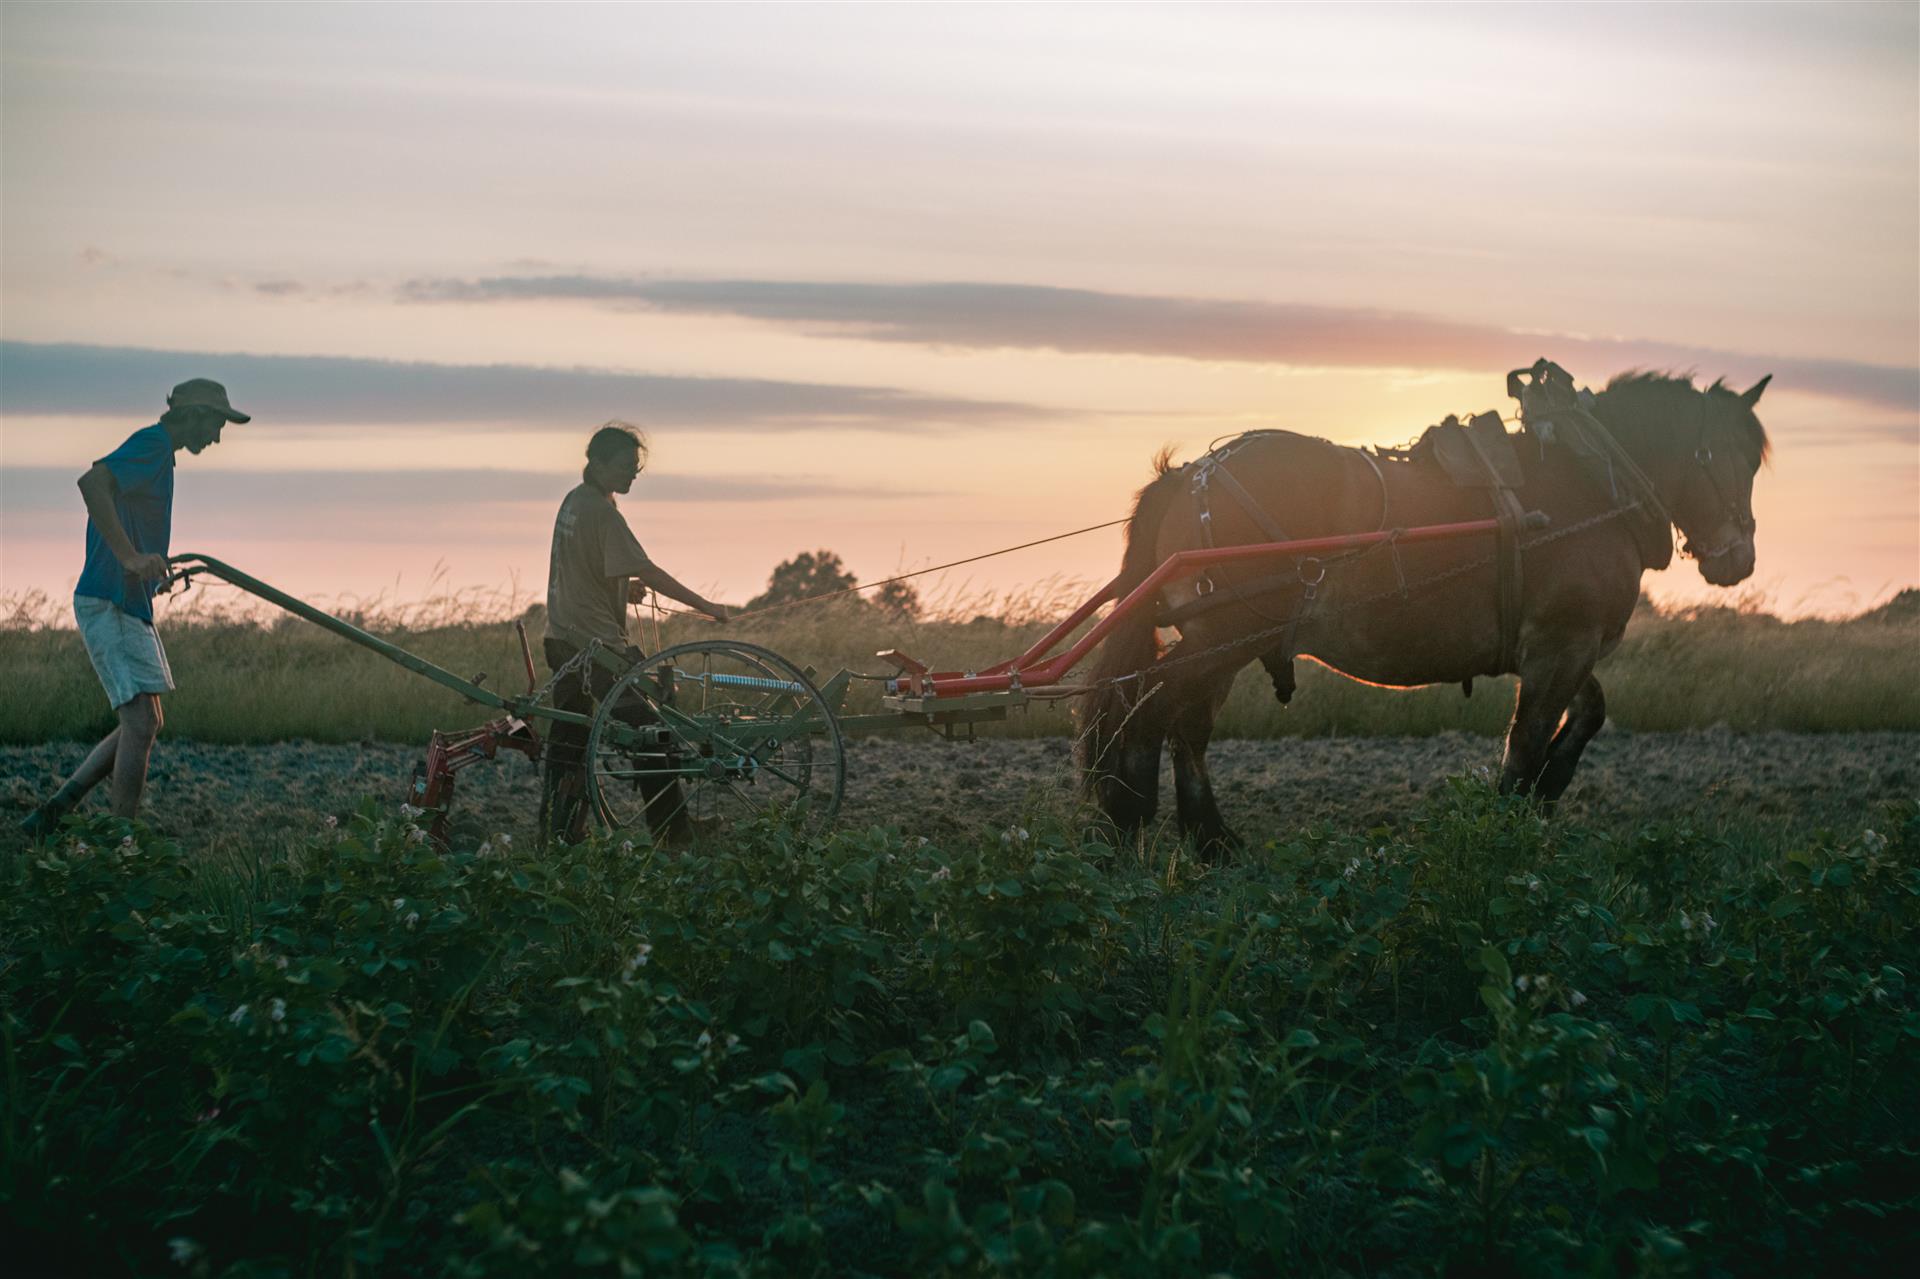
[1075,449,1185,801]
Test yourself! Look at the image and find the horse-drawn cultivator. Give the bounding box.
[164,510,1509,841]
[163,358,1770,846]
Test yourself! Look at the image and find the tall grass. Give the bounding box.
[2,585,1915,744]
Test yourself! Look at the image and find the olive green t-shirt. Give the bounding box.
[544,483,652,648]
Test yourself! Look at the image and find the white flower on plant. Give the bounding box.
[228,1004,249,1025]
[269,998,286,1022]
[406,827,428,845]
[725,1033,740,1050]
[498,834,512,848]
[399,802,422,820]
[1344,857,1361,880]
[168,1237,202,1265]
[275,955,288,970]
[1000,826,1030,846]
[476,840,492,858]
[915,836,929,848]
[695,1030,713,1054]
[623,942,653,980]
[1679,910,1694,934]
[620,840,635,855]
[120,835,136,849]
[1700,911,1718,935]
[1571,990,1589,1007]
[1514,975,1531,992]
[930,865,952,882]
[404,911,421,929]
[324,814,338,829]
[1862,829,1887,853]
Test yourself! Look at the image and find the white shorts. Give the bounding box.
[74,595,175,710]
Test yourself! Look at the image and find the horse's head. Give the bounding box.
[1672,375,1770,586]
[1593,371,1772,586]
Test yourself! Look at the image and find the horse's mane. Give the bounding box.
[1595,370,1771,466]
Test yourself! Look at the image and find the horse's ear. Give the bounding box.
[1740,374,1771,407]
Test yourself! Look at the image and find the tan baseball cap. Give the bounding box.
[168,378,251,423]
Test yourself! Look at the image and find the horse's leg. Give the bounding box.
[1533,673,1606,805]
[1170,673,1238,859]
[1086,685,1171,841]
[1499,641,1600,797]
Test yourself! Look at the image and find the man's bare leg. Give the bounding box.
[60,727,122,803]
[110,693,163,819]
[18,727,120,837]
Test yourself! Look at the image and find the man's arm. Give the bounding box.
[600,504,731,622]
[76,464,167,580]
[626,562,731,622]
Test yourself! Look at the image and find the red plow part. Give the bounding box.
[883,518,1508,698]
[409,619,546,841]
[411,717,543,843]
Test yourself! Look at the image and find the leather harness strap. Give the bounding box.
[1183,438,1314,658]
[1206,461,1293,545]
[1461,421,1527,673]
[1172,435,1389,651]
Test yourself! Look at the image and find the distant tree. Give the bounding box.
[747,550,859,611]
[744,549,923,619]
[875,578,921,620]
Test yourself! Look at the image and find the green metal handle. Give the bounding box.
[165,552,517,713]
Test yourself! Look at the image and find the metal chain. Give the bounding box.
[529,638,622,708]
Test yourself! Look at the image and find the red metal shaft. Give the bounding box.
[978,573,1126,675]
[924,518,1502,696]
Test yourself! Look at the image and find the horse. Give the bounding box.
[1075,368,1772,856]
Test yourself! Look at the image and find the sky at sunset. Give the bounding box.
[2,2,1915,621]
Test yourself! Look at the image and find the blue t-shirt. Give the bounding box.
[74,424,174,623]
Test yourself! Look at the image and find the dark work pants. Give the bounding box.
[541,638,689,845]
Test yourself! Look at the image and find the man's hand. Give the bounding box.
[125,552,170,581]
[704,602,733,625]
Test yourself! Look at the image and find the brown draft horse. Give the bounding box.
[1077,369,1772,855]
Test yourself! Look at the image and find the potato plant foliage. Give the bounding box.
[2,788,1915,1276]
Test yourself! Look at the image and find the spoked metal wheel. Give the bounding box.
[584,640,845,842]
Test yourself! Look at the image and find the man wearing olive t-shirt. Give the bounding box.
[541,422,731,845]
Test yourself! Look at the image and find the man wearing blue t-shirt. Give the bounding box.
[19,378,250,838]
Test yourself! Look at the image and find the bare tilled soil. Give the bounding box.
[4,729,1912,857]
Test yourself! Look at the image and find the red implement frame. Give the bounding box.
[408,620,545,840]
[881,519,1505,697]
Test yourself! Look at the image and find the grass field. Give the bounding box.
[3,589,1916,745]
[5,587,1914,1274]
[4,787,1914,1276]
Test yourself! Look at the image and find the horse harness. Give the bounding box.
[1165,417,1532,677]
[1154,361,1746,687]
[1405,409,1531,673]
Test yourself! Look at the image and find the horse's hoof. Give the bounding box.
[1195,830,1241,864]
